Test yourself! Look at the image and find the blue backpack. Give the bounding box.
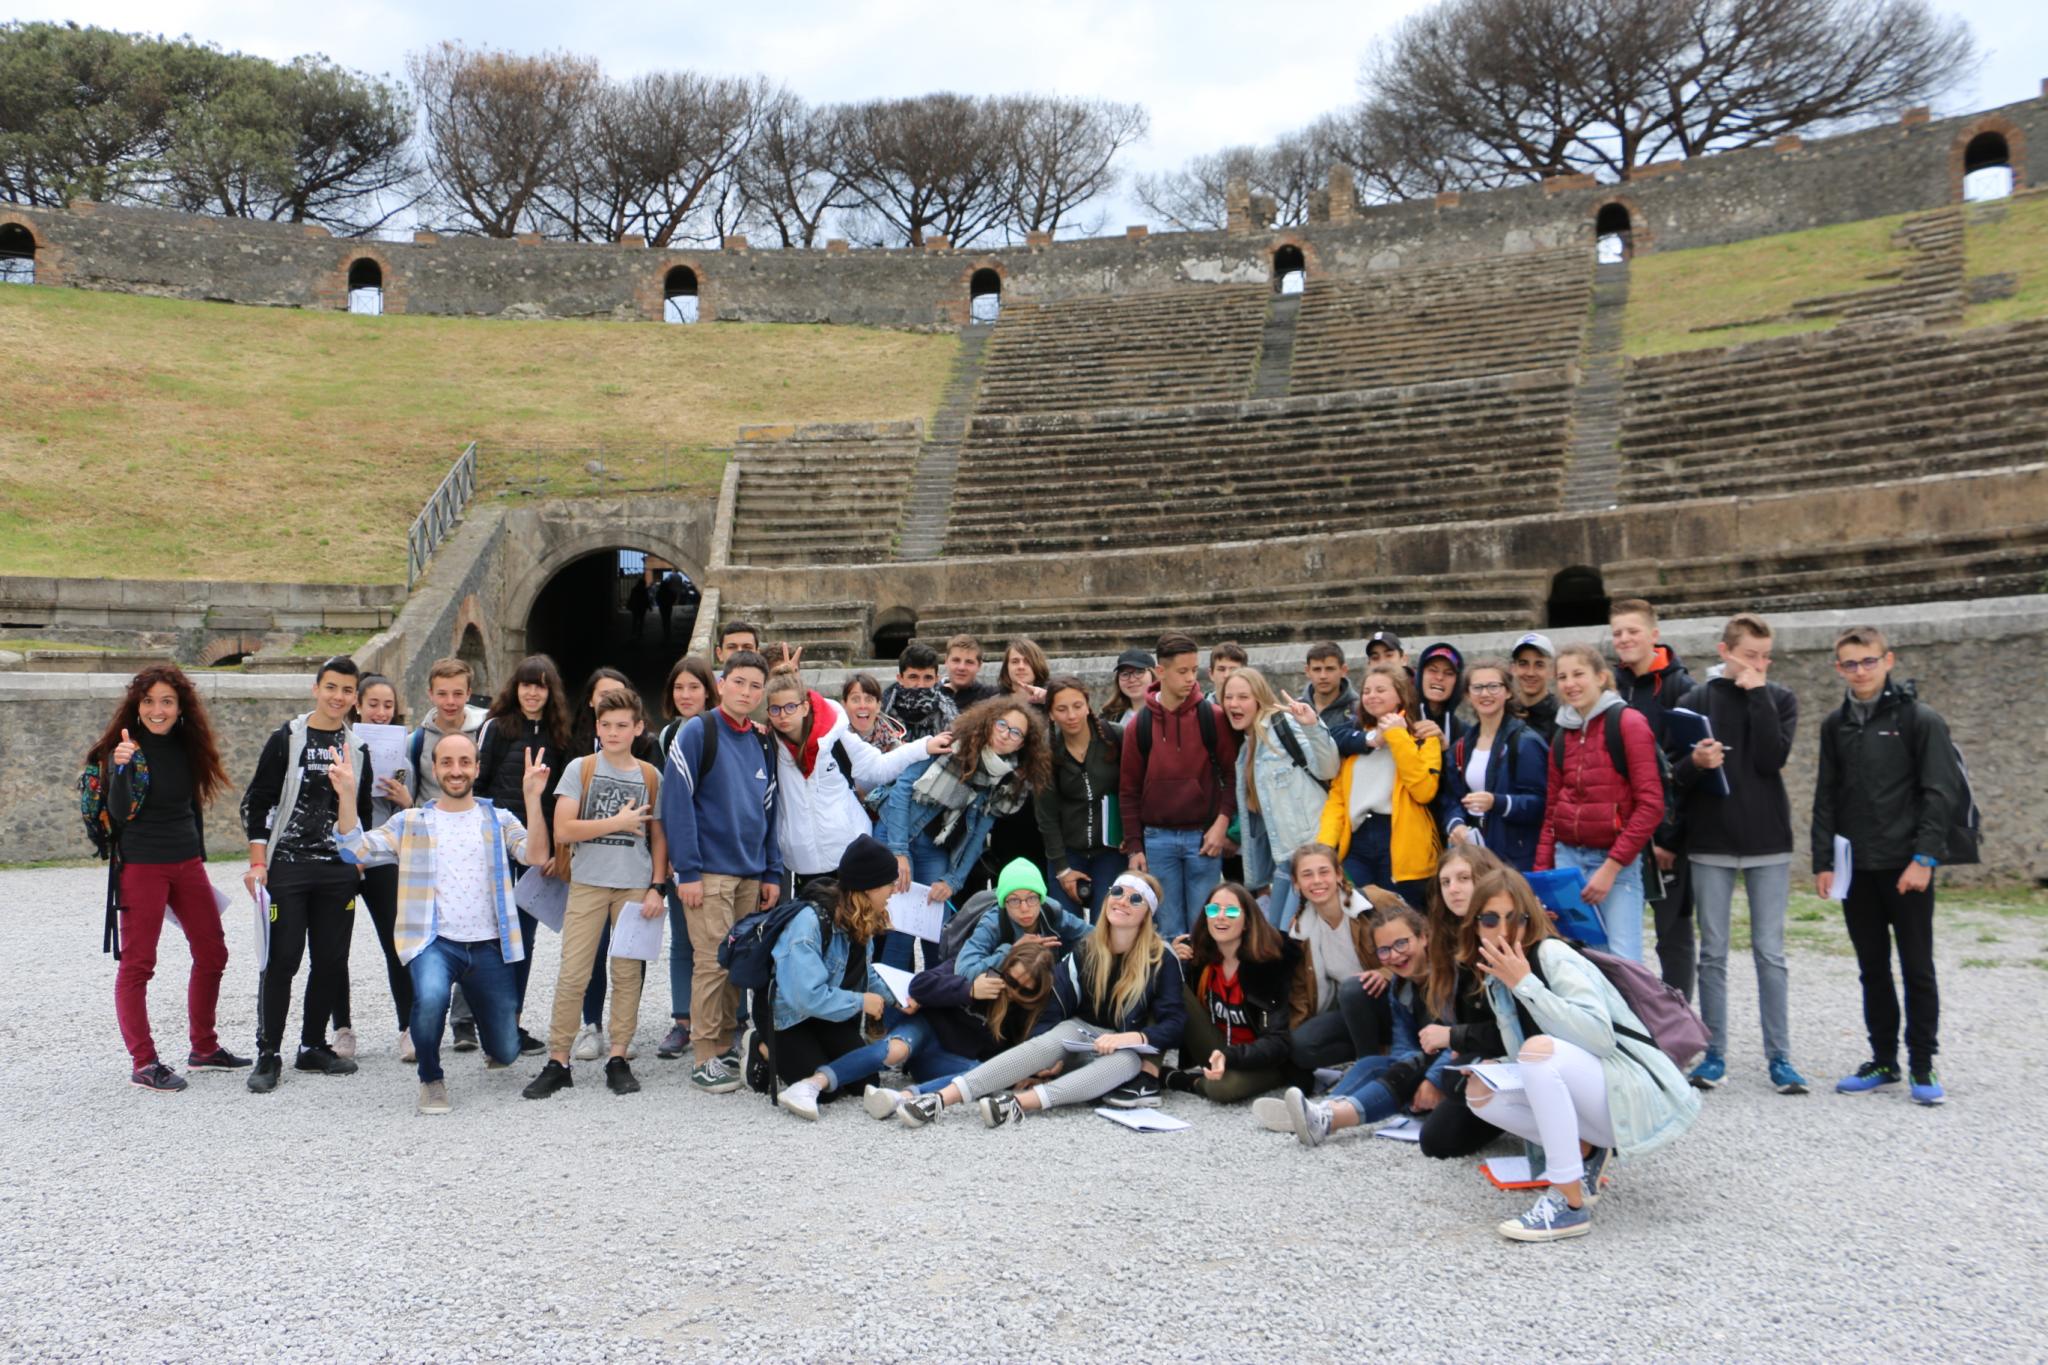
[719,898,834,1103]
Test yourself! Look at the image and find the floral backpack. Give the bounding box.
[79,751,149,860]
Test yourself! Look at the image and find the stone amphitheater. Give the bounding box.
[2,93,2046,880]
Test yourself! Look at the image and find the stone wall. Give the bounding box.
[4,96,2042,328]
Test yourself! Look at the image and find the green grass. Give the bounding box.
[0,637,114,653]
[1963,191,2048,328]
[291,629,377,657]
[1625,211,1913,356]
[0,288,957,582]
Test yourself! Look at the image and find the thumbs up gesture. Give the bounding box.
[113,728,140,767]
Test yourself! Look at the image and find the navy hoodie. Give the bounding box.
[662,709,783,884]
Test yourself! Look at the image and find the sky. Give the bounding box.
[11,0,2046,236]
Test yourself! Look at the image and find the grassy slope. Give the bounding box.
[1623,211,1912,356]
[0,288,955,583]
[1963,190,2048,328]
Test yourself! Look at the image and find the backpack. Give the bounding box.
[1271,717,1331,793]
[79,753,147,861]
[719,898,831,1103]
[936,888,1000,964]
[1899,702,1982,866]
[1529,942,1710,1072]
[552,752,660,882]
[1135,701,1227,813]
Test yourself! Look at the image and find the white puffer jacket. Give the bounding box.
[774,693,934,877]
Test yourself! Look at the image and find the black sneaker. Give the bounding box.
[516,1028,545,1057]
[294,1045,358,1076]
[247,1053,283,1094]
[1163,1068,1203,1094]
[1103,1074,1164,1109]
[187,1047,252,1071]
[451,1021,480,1053]
[523,1059,573,1100]
[605,1056,641,1096]
[130,1061,187,1093]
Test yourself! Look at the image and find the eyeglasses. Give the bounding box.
[1375,937,1414,959]
[1836,656,1885,674]
[766,701,805,719]
[1468,682,1507,695]
[1202,902,1243,920]
[993,718,1025,740]
[1004,892,1042,909]
[1477,911,1527,929]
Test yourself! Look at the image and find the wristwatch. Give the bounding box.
[1912,854,1939,869]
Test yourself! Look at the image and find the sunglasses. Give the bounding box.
[1108,886,1147,902]
[1835,656,1885,674]
[1375,936,1415,959]
[1477,911,1527,929]
[766,701,805,719]
[993,718,1026,740]
[1202,902,1243,920]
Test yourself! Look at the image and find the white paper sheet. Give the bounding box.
[1374,1116,1426,1142]
[1094,1107,1190,1132]
[1456,1061,1524,1091]
[251,883,271,970]
[608,902,666,961]
[515,866,569,932]
[355,723,410,794]
[1829,836,1853,902]
[1063,1037,1160,1055]
[885,885,945,942]
[873,963,916,1006]
[1483,1156,1537,1185]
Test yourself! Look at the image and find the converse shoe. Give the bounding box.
[130,1061,187,1093]
[1283,1086,1331,1148]
[977,1092,1025,1129]
[690,1057,742,1094]
[572,1023,603,1062]
[186,1047,252,1071]
[1499,1191,1593,1243]
[897,1091,945,1129]
[1581,1146,1610,1204]
[777,1078,823,1121]
[331,1027,357,1060]
[1251,1096,1294,1134]
[863,1085,905,1120]
[605,1057,641,1096]
[523,1059,573,1100]
[417,1080,451,1115]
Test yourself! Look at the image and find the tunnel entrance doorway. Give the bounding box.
[1545,565,1611,628]
[524,549,701,706]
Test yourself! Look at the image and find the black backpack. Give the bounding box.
[718,898,827,1103]
[1553,707,1675,836]
[1270,717,1331,793]
[936,888,1000,964]
[1900,702,1982,866]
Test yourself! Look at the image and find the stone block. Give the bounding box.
[723,235,750,251]
[1125,225,1148,240]
[1026,231,1053,248]
[826,239,850,254]
[414,231,439,245]
[1900,106,1931,127]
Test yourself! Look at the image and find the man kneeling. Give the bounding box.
[337,732,553,1114]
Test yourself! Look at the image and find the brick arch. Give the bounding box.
[198,633,261,666]
[1267,233,1318,284]
[1591,195,1651,254]
[643,256,713,323]
[0,211,57,284]
[941,258,1007,326]
[1949,115,2025,201]
[322,244,404,313]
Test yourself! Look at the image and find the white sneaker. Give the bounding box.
[863,1085,904,1120]
[332,1027,356,1060]
[1251,1096,1293,1134]
[777,1078,823,1121]
[398,1029,416,1064]
[572,1024,603,1062]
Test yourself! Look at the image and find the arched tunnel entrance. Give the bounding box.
[523,548,700,704]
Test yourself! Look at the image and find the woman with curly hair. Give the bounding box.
[880,693,1052,969]
[86,663,246,1092]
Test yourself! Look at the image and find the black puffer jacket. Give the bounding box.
[1673,677,1798,858]
[1811,680,1966,873]
[1181,942,1300,1072]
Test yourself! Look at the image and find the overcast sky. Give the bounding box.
[13,0,2046,235]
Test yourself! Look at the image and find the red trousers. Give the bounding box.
[116,858,228,1068]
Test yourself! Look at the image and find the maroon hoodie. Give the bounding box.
[1117,687,1239,848]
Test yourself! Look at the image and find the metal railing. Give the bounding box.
[407,441,478,590]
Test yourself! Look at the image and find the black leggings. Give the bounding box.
[260,861,358,1054]
[335,864,412,1032]
[1288,975,1393,1072]
[1418,1081,1502,1159]
[768,1015,870,1093]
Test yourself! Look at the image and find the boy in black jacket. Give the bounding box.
[1812,626,1964,1106]
[1673,614,1806,1095]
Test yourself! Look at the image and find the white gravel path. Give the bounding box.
[3,864,2044,1364]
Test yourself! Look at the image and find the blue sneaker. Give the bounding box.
[1835,1060,1901,1094]
[1580,1146,1610,1204]
[1768,1057,1809,1095]
[1498,1190,1593,1243]
[1688,1050,1726,1090]
[1909,1069,1946,1106]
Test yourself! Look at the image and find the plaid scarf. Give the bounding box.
[912,748,1027,848]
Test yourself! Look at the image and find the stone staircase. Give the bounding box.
[1562,260,1629,512]
[1786,205,1965,326]
[895,322,992,560]
[1250,293,1302,399]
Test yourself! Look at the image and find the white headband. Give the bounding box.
[1110,874,1159,914]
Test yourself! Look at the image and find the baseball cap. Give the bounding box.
[1114,648,1155,673]
[1364,627,1404,654]
[1511,631,1557,659]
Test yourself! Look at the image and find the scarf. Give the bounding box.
[912,747,1026,848]
[887,684,956,742]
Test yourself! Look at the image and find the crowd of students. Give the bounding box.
[81,603,1968,1243]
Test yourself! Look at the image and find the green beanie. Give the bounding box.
[993,858,1048,907]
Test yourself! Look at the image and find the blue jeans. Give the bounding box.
[1328,1052,1404,1124]
[1341,814,1394,892]
[881,835,954,972]
[816,1013,979,1094]
[664,888,694,1020]
[1047,848,1128,924]
[1143,826,1220,942]
[1552,842,1646,964]
[409,937,520,1084]
[1264,863,1301,930]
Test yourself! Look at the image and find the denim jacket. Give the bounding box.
[954,900,1090,980]
[1238,713,1340,890]
[769,904,895,1032]
[1388,976,1456,1093]
[880,754,1001,893]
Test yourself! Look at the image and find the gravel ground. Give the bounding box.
[3,863,2045,1364]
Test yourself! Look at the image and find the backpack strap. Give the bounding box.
[408,728,427,800]
[1135,707,1152,761]
[637,760,661,810]
[699,713,720,782]
[1527,942,1660,1051]
[1602,707,1630,780]
[831,737,857,791]
[1272,716,1331,793]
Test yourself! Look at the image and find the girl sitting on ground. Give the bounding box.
[893,872,1186,1128]
[1284,843,1393,1075]
[1168,881,1299,1105]
[850,940,1059,1121]
[1458,867,1700,1243]
[953,859,1091,980]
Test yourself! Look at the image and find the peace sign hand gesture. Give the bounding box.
[326,745,357,801]
[1279,691,1318,727]
[521,747,552,802]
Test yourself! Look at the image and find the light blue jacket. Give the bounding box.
[769,904,898,1032]
[880,754,1001,893]
[953,900,1090,980]
[1238,713,1339,890]
[1484,939,1701,1164]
